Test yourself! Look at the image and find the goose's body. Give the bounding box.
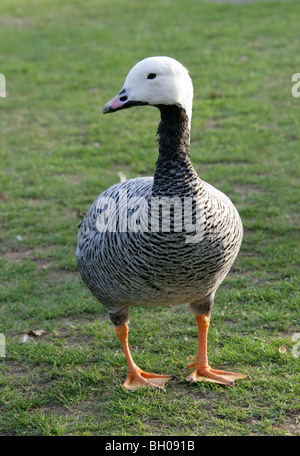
[77,57,247,390]
[77,174,242,318]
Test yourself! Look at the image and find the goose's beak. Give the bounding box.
[103,89,148,114]
[103,88,131,114]
[103,94,125,114]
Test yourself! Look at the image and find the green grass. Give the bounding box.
[0,0,299,436]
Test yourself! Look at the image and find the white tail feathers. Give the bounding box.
[118,171,127,183]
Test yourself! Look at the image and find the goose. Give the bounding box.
[77,56,247,391]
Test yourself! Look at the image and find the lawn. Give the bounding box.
[0,0,299,436]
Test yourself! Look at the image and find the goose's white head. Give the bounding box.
[103,56,194,128]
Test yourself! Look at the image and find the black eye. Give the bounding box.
[147,73,156,80]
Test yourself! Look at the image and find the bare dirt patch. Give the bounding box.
[1,245,78,284]
[1,246,32,262]
[274,410,300,436]
[234,183,264,196]
[1,245,54,263]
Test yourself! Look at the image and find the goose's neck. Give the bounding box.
[152,105,198,196]
[156,105,191,159]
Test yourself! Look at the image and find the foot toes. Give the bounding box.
[185,367,246,386]
[123,371,173,391]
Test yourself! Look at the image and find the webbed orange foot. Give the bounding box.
[115,323,174,392]
[186,314,247,387]
[186,362,247,386]
[123,368,174,391]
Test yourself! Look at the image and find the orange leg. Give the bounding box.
[115,323,173,391]
[186,314,247,386]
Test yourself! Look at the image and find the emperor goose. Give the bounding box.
[77,56,247,391]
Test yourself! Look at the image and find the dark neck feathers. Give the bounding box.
[152,105,199,197]
[156,105,190,159]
